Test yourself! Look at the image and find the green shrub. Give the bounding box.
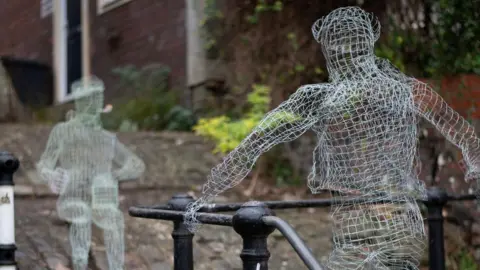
[194,83,303,186]
[458,250,479,270]
[103,64,196,132]
[193,84,271,154]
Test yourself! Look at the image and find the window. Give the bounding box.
[97,0,132,14]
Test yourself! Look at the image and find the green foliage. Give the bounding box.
[375,33,406,72]
[427,0,480,76]
[194,84,302,154]
[202,0,286,59]
[164,106,197,131]
[246,0,283,24]
[201,0,224,59]
[457,249,479,270]
[194,83,302,186]
[272,157,302,186]
[103,64,196,132]
[193,84,271,154]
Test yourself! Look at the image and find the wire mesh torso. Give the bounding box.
[58,121,116,179]
[308,73,426,269]
[310,76,424,198]
[54,120,119,221]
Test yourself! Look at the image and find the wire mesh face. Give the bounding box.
[71,77,105,114]
[71,77,105,127]
[74,92,104,115]
[312,7,380,46]
[312,7,381,81]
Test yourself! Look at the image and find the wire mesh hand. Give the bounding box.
[47,168,70,195]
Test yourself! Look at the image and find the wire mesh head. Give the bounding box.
[71,76,105,116]
[70,76,105,127]
[312,7,380,59]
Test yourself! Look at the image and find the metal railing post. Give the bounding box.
[424,187,448,270]
[167,194,195,270]
[0,152,19,270]
[232,201,275,270]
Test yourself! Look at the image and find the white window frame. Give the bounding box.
[97,0,132,15]
[53,0,74,104]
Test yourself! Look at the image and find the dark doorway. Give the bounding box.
[1,57,54,107]
[66,0,82,95]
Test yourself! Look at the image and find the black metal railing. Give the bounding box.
[129,187,477,270]
[1,150,476,269]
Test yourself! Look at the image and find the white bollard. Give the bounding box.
[0,152,19,270]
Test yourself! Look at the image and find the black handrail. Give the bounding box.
[128,207,233,226]
[137,193,476,213]
[129,187,478,270]
[262,216,324,270]
[129,201,329,270]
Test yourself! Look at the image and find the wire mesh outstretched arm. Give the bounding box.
[413,81,480,192]
[36,124,63,183]
[184,85,327,231]
[112,140,146,181]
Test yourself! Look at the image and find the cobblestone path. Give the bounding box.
[15,189,333,270]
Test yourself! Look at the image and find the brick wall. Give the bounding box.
[0,1,52,64]
[422,74,480,119]
[0,0,187,104]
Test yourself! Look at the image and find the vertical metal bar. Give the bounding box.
[81,0,91,81]
[232,202,275,270]
[425,187,448,270]
[0,152,19,270]
[168,194,195,270]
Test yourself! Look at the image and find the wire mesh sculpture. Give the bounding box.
[36,77,146,270]
[184,6,480,269]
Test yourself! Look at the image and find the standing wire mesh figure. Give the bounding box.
[184,6,480,270]
[36,77,145,270]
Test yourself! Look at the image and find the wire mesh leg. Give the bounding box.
[327,198,425,270]
[70,221,92,270]
[103,213,125,270]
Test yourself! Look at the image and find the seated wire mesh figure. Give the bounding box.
[36,77,145,270]
[184,6,480,270]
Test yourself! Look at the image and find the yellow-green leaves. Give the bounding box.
[193,84,302,154]
[193,84,271,154]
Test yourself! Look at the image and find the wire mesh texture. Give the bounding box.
[36,76,145,270]
[184,6,480,270]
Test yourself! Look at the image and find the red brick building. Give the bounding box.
[0,0,191,104]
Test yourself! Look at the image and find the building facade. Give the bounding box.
[0,0,190,104]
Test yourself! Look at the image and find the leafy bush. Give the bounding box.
[375,32,406,72]
[272,157,302,187]
[427,0,480,76]
[103,64,196,132]
[193,84,271,154]
[451,249,479,270]
[194,84,304,186]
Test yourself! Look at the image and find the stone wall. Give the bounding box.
[2,123,479,261]
[0,124,219,196]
